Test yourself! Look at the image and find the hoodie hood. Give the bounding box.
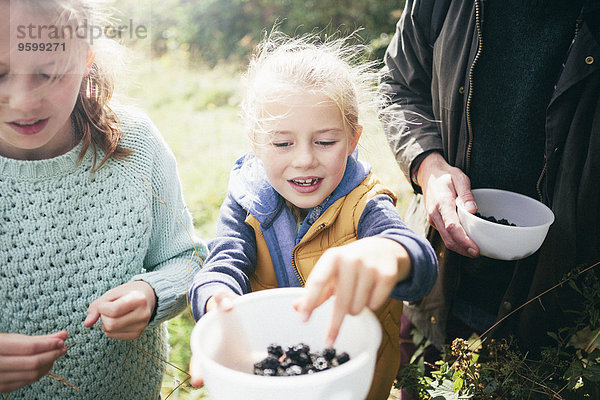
[228,149,371,230]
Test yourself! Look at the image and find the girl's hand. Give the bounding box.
[417,152,479,257]
[189,289,239,388]
[205,289,238,314]
[0,331,68,393]
[84,281,157,340]
[293,237,410,347]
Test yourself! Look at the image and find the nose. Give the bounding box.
[4,75,43,112]
[291,142,318,169]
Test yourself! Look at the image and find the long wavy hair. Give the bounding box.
[13,0,132,170]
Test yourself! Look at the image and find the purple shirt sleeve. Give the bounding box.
[356,194,438,301]
[188,193,258,321]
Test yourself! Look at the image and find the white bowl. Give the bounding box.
[456,188,555,260]
[190,287,381,400]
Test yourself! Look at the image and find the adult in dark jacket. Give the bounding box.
[379,0,600,378]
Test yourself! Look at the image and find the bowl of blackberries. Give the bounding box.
[190,287,381,400]
[456,188,555,260]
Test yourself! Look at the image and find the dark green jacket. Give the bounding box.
[380,0,600,351]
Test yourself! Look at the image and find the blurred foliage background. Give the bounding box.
[106,1,409,398]
[114,0,404,65]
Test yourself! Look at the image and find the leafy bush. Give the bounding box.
[397,262,600,400]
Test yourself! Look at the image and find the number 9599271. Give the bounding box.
[17,42,66,52]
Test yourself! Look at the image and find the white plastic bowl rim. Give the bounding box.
[190,287,381,384]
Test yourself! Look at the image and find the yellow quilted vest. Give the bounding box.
[246,172,403,400]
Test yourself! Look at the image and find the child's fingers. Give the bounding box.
[84,306,101,328]
[368,277,397,311]
[98,312,148,337]
[296,253,341,320]
[84,288,117,327]
[325,266,358,347]
[1,346,66,372]
[95,291,148,319]
[206,289,238,313]
[101,327,147,340]
[189,355,205,388]
[325,300,347,348]
[212,290,236,312]
[0,333,66,357]
[46,331,69,341]
[294,285,332,322]
[349,265,376,315]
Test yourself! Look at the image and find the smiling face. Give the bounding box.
[0,1,89,160]
[254,91,360,214]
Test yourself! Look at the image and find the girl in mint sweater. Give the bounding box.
[0,0,206,398]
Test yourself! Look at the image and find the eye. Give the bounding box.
[316,140,336,146]
[272,142,292,148]
[38,72,65,81]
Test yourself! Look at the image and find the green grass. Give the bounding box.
[124,52,411,399]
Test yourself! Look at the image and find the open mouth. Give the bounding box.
[8,118,49,135]
[290,178,322,186]
[14,120,42,126]
[289,177,323,194]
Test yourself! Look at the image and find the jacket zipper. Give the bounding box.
[535,18,582,202]
[465,0,484,174]
[292,223,326,287]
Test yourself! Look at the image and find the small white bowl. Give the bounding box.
[190,287,382,400]
[456,188,555,260]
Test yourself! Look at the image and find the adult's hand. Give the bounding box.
[0,331,68,393]
[417,152,479,257]
[84,280,156,340]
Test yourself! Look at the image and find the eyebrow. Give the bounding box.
[36,61,61,70]
[315,128,344,134]
[0,60,57,70]
[272,128,345,135]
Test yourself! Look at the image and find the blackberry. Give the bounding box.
[474,212,516,226]
[321,347,336,361]
[279,356,295,369]
[286,343,310,359]
[267,343,284,358]
[284,365,303,376]
[260,368,277,376]
[335,352,350,365]
[257,355,280,370]
[313,356,329,371]
[253,342,351,376]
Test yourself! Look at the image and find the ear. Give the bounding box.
[347,125,362,156]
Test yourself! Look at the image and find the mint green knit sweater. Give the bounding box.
[0,108,206,399]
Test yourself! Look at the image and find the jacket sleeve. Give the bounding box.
[188,192,258,321]
[357,194,438,301]
[379,0,445,186]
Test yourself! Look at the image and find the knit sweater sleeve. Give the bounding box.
[188,191,258,321]
[357,194,438,301]
[123,113,207,326]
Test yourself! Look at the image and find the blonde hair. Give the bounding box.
[7,0,131,170]
[241,30,381,147]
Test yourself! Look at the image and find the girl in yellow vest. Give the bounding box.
[189,32,438,399]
